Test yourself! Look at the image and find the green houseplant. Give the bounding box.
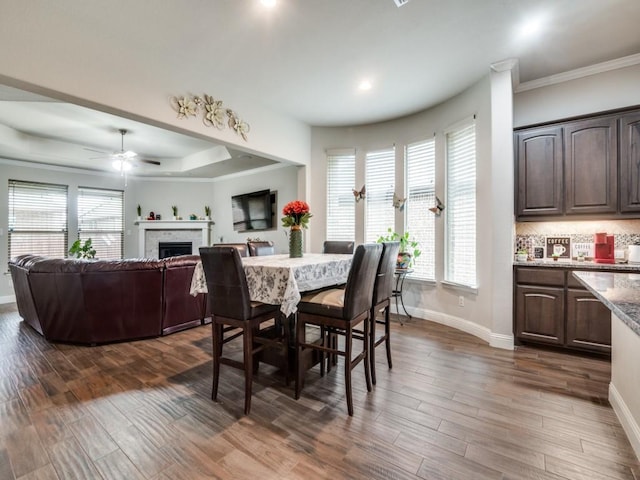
[204,205,211,219]
[377,228,421,269]
[171,205,178,219]
[69,238,96,259]
[136,204,142,220]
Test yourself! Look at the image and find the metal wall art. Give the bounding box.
[170,94,250,141]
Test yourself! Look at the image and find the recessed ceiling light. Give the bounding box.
[358,80,373,91]
[261,0,276,7]
[518,15,545,38]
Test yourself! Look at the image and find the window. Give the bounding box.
[365,147,395,243]
[406,139,435,280]
[77,187,124,259]
[445,121,476,288]
[326,151,356,241]
[8,180,68,259]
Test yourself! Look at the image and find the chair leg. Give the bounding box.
[295,316,305,400]
[384,305,393,369]
[212,322,222,401]
[243,325,253,415]
[363,315,372,393]
[344,326,354,416]
[370,307,377,385]
[319,325,326,377]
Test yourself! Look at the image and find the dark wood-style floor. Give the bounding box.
[0,302,638,479]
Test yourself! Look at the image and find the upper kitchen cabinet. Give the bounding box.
[515,127,563,217]
[564,116,617,215]
[515,106,640,221]
[619,112,640,213]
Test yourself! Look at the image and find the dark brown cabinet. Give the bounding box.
[515,285,565,345]
[514,266,614,354]
[619,112,640,213]
[515,106,640,220]
[566,289,611,353]
[516,127,563,217]
[564,117,617,214]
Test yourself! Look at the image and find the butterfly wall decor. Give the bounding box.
[353,185,366,202]
[429,196,445,216]
[392,192,407,211]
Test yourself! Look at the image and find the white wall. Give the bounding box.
[310,74,515,347]
[514,63,640,127]
[210,165,300,254]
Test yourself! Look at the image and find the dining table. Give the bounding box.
[189,253,353,316]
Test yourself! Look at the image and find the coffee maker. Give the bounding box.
[594,232,615,264]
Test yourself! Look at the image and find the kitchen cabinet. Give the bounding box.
[564,117,617,214]
[515,127,563,217]
[566,289,611,353]
[515,106,639,220]
[515,285,565,346]
[514,266,613,354]
[619,112,640,213]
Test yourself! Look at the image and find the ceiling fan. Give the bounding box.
[87,129,161,171]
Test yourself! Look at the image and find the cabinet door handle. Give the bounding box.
[525,293,556,300]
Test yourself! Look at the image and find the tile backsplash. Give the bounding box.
[515,219,640,257]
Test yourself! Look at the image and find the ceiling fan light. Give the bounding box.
[112,159,132,171]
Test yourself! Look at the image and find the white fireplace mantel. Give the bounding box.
[136,220,213,258]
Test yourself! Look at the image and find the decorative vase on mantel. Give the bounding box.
[289,225,303,258]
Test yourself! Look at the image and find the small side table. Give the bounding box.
[392,268,413,324]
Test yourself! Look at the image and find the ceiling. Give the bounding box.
[0,0,639,178]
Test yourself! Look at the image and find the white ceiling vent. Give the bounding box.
[393,0,411,7]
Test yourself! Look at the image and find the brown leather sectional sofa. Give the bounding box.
[9,254,208,345]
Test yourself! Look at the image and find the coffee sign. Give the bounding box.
[545,237,571,259]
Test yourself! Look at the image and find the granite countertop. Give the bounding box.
[514,259,640,271]
[572,271,640,335]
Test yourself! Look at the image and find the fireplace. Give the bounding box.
[158,242,193,259]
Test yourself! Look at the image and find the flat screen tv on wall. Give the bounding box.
[231,189,276,232]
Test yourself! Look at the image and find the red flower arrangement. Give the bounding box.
[281,200,312,228]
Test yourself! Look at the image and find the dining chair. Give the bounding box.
[322,241,355,254]
[295,243,382,416]
[212,243,249,257]
[199,246,288,415]
[248,241,275,256]
[369,241,400,385]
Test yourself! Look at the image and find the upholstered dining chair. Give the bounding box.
[322,240,355,254]
[295,243,382,416]
[248,241,275,256]
[212,243,249,257]
[199,246,288,415]
[369,241,400,385]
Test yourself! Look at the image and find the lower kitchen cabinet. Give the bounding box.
[514,266,613,354]
[566,289,611,353]
[515,285,565,346]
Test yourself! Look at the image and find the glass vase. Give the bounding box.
[289,225,303,258]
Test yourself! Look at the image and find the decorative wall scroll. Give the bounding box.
[170,94,250,141]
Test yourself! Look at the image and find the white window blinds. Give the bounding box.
[365,147,395,243]
[406,139,435,280]
[326,152,356,241]
[78,187,124,259]
[8,180,68,259]
[445,121,477,288]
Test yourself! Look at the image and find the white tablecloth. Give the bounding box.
[190,253,352,316]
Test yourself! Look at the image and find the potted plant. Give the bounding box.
[136,204,142,221]
[69,238,96,259]
[171,205,178,220]
[204,205,211,220]
[515,249,528,262]
[377,228,421,269]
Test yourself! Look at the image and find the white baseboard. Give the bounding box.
[406,306,514,350]
[609,382,640,460]
[0,295,16,305]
